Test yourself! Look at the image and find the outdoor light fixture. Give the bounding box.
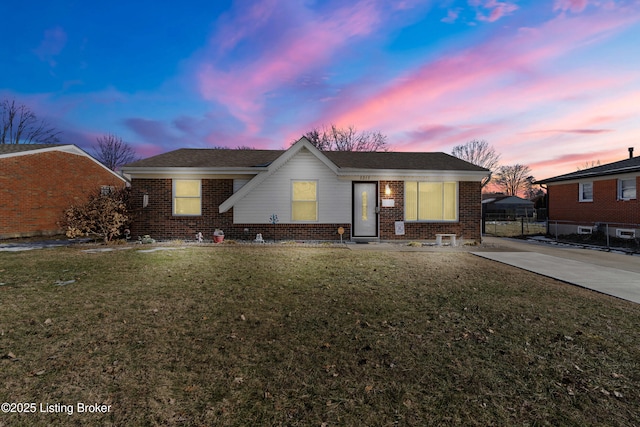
[385,184,391,196]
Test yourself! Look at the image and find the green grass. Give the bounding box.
[1,245,639,426]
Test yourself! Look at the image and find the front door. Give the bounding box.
[353,182,378,238]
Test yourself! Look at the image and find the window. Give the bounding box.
[405,182,457,221]
[100,185,115,195]
[616,229,636,239]
[173,179,201,216]
[579,182,593,202]
[292,181,317,221]
[618,178,636,200]
[577,226,593,235]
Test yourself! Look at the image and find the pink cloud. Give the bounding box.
[295,5,640,182]
[202,130,275,150]
[554,0,589,13]
[521,128,613,135]
[211,0,280,55]
[531,146,632,180]
[197,0,383,134]
[321,7,638,137]
[475,0,519,22]
[442,8,462,23]
[392,0,427,11]
[133,143,165,159]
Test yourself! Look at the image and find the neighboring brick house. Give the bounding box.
[0,144,128,239]
[122,138,488,242]
[538,148,640,238]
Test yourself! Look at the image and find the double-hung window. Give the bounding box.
[173,179,201,216]
[292,181,317,221]
[579,182,593,202]
[405,182,457,221]
[618,178,636,200]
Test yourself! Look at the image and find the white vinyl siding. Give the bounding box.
[173,179,201,216]
[579,182,593,202]
[233,149,350,223]
[405,182,457,221]
[233,178,251,193]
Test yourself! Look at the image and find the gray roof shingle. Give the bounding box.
[123,148,488,172]
[538,156,640,184]
[0,144,66,155]
[324,151,486,171]
[123,149,284,168]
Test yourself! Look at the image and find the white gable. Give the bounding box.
[219,137,337,213]
[232,148,351,224]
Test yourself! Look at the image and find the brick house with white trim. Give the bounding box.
[122,138,488,242]
[0,144,128,239]
[538,148,640,239]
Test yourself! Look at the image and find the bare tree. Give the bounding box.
[94,133,139,171]
[524,176,545,199]
[1,98,61,144]
[451,139,500,188]
[577,160,601,171]
[302,124,389,151]
[210,145,256,150]
[495,164,533,197]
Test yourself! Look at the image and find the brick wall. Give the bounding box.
[232,223,351,242]
[379,180,482,242]
[129,178,235,240]
[548,177,640,224]
[130,178,482,242]
[0,151,125,238]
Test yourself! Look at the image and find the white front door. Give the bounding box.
[353,182,378,237]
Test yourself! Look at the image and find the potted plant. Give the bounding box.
[213,229,225,243]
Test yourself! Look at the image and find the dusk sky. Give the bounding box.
[1,0,639,181]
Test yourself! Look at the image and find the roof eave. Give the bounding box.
[539,166,640,184]
[0,144,127,183]
[337,168,489,181]
[121,166,268,176]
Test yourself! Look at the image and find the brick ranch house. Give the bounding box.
[0,144,127,239]
[538,148,640,239]
[122,138,489,242]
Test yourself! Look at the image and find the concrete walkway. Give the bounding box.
[473,237,640,304]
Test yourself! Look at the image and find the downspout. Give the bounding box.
[539,183,548,235]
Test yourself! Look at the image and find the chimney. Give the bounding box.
[629,147,634,159]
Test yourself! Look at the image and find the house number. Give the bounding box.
[359,176,371,180]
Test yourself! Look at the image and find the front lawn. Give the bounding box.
[1,245,639,426]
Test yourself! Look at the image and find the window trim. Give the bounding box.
[291,180,318,222]
[579,182,593,202]
[618,178,636,201]
[404,181,458,222]
[173,179,202,216]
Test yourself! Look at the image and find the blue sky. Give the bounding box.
[1,0,639,180]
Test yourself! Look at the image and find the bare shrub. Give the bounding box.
[64,187,130,244]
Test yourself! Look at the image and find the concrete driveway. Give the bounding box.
[473,237,640,304]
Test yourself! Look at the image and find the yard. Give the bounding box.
[1,245,639,426]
